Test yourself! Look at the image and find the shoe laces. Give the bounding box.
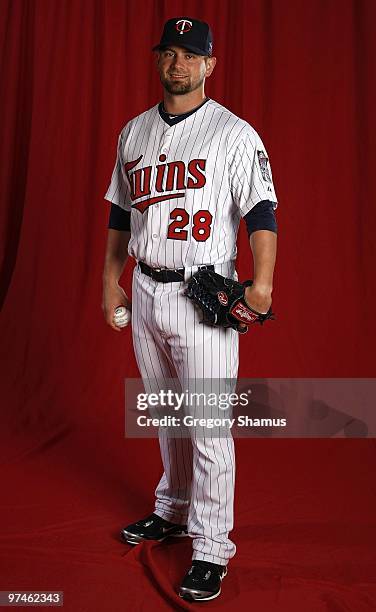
[189,562,221,581]
[139,513,165,527]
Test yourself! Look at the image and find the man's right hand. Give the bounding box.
[102,281,131,332]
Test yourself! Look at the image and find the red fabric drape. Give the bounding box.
[0,1,375,610]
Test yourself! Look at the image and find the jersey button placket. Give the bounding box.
[160,128,173,155]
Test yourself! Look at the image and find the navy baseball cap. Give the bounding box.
[152,17,213,56]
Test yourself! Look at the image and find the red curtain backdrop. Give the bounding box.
[1,1,375,610]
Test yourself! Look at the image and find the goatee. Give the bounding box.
[163,81,192,95]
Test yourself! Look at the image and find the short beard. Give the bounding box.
[160,74,204,96]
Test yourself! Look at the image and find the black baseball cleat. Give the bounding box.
[120,512,188,545]
[179,560,228,602]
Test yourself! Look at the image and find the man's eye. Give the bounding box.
[186,55,193,60]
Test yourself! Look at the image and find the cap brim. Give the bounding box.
[152,42,208,56]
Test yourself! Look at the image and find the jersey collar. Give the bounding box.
[158,97,210,127]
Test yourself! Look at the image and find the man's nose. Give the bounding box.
[171,56,185,70]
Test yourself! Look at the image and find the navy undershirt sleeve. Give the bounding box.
[108,203,131,231]
[244,200,277,235]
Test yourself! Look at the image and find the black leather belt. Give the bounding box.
[139,261,214,283]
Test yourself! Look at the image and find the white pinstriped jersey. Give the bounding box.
[104,98,278,269]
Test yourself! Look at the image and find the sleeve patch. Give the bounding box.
[257,150,272,182]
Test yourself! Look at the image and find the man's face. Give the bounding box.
[156,46,215,95]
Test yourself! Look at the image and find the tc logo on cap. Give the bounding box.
[175,19,193,34]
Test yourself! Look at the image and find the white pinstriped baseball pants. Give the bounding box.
[131,262,239,565]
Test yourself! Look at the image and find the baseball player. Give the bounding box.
[102,17,278,602]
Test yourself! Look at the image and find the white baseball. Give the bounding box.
[113,306,131,327]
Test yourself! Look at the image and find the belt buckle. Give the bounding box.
[152,267,161,280]
[174,268,184,279]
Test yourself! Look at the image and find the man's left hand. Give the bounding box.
[244,284,272,314]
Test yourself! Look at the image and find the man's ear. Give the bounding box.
[205,56,217,77]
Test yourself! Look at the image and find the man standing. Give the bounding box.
[102,17,278,602]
